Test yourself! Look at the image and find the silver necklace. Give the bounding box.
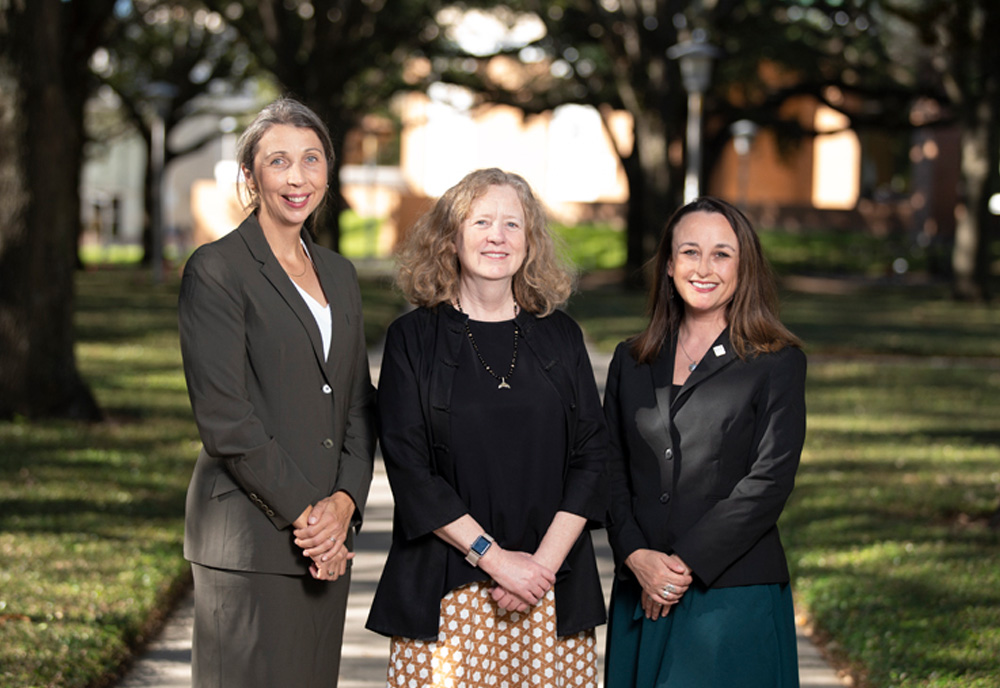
[678,335,699,373]
[455,297,519,390]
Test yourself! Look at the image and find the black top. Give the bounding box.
[366,305,608,640]
[445,319,567,594]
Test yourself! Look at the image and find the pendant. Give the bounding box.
[498,378,511,390]
[688,363,697,372]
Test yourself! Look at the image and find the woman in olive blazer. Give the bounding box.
[603,197,806,688]
[178,99,375,688]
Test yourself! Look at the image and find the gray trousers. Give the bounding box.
[191,563,350,688]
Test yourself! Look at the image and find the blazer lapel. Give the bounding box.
[237,216,330,376]
[635,343,675,496]
[305,232,348,382]
[676,328,736,400]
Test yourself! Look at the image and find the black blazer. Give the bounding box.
[178,215,376,575]
[604,330,806,589]
[366,305,608,640]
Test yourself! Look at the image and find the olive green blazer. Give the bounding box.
[178,214,376,574]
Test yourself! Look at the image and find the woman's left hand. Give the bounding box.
[640,590,672,621]
[294,491,356,580]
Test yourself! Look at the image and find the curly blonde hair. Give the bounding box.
[395,168,574,316]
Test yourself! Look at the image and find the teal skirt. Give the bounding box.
[604,577,800,688]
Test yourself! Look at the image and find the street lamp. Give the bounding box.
[668,35,721,204]
[144,82,177,284]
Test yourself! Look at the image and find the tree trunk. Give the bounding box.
[622,108,677,290]
[952,108,994,302]
[0,0,101,420]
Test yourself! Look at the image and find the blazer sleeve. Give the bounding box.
[672,347,807,585]
[331,261,377,527]
[179,246,323,529]
[556,317,609,524]
[603,342,651,565]
[376,317,469,541]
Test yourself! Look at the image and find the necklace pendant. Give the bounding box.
[688,363,697,373]
[498,378,511,390]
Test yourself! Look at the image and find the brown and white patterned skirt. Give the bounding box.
[387,580,597,688]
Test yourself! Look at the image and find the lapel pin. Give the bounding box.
[713,345,726,357]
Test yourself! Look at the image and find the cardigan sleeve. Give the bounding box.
[178,245,324,530]
[376,315,469,541]
[603,341,652,568]
[555,315,609,524]
[671,346,807,585]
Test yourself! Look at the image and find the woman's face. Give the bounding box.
[454,184,527,287]
[247,124,327,232]
[667,210,740,318]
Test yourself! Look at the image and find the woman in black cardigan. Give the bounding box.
[603,197,806,687]
[367,168,608,688]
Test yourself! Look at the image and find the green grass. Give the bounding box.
[787,359,1000,688]
[0,265,403,688]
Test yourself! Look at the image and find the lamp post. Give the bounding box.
[144,82,177,284]
[668,35,720,204]
[730,119,759,209]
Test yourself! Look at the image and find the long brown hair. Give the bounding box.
[395,168,574,316]
[630,197,801,364]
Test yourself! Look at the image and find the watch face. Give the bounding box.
[472,536,491,555]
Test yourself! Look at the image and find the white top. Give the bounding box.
[292,242,331,361]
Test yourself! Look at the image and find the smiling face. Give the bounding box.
[246,124,327,232]
[668,210,740,320]
[454,184,527,287]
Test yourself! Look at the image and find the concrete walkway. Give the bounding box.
[116,348,846,688]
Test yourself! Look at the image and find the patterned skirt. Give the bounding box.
[387,580,597,688]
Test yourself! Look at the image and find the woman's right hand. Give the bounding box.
[625,548,693,618]
[480,548,556,612]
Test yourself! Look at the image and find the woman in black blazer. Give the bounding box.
[367,168,607,687]
[178,98,375,687]
[604,197,806,687]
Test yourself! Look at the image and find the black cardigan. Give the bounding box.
[604,330,807,589]
[366,304,608,640]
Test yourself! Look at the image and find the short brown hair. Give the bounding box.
[631,196,801,363]
[395,168,574,316]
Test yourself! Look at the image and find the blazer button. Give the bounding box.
[659,492,670,504]
[322,438,334,449]
[322,384,332,394]
[664,448,673,460]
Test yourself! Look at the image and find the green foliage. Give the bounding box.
[0,266,402,688]
[551,223,627,274]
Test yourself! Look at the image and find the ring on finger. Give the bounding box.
[662,583,676,596]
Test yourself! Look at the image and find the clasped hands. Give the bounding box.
[625,548,693,621]
[479,546,558,614]
[293,491,356,581]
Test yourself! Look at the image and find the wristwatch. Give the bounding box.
[465,534,495,567]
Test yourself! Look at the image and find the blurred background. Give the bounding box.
[1,3,999,687]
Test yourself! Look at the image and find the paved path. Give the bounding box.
[116,349,846,688]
